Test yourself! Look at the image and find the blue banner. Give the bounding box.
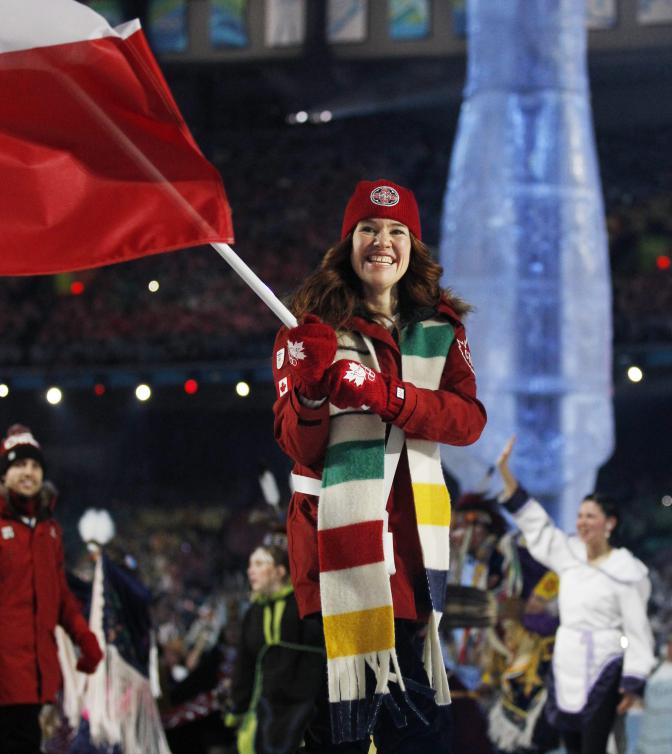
[389,0,430,41]
[452,0,467,38]
[211,0,249,48]
[150,0,188,54]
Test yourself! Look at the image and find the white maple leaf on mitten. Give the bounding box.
[287,340,306,366]
[343,361,375,387]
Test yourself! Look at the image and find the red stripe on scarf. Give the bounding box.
[318,520,384,572]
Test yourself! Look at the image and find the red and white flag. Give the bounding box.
[0,0,233,275]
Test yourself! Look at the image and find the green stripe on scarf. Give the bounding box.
[400,321,455,358]
[322,439,384,488]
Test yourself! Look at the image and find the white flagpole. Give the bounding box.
[210,242,297,329]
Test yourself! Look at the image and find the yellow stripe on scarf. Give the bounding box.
[412,483,451,526]
[324,605,395,658]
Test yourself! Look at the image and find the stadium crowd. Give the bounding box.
[0,121,670,367]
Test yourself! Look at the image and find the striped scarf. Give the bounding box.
[318,317,454,742]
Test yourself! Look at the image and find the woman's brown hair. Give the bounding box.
[289,234,471,329]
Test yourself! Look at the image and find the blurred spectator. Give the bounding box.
[224,544,323,754]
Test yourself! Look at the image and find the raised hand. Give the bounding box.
[496,435,518,499]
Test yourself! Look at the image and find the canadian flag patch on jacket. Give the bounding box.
[277,376,290,397]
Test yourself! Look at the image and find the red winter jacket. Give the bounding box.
[272,300,487,619]
[0,484,92,705]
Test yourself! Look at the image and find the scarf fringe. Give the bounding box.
[488,690,547,752]
[89,645,172,754]
[55,626,86,729]
[326,652,372,743]
[58,636,172,754]
[328,650,405,702]
[423,611,451,705]
[329,696,370,743]
[328,649,442,744]
[57,556,171,753]
[328,649,418,743]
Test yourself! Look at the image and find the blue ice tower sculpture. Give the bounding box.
[439,0,614,529]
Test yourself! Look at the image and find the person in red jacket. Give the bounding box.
[0,424,103,754]
[272,178,487,753]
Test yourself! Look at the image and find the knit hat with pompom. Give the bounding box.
[0,424,45,476]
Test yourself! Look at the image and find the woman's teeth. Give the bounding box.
[367,255,393,265]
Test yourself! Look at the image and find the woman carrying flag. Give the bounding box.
[271,178,487,752]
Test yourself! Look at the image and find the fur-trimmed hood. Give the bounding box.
[0,480,58,520]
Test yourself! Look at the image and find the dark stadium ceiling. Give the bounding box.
[162,44,672,134]
[114,0,672,131]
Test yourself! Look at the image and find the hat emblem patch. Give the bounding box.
[370,186,399,207]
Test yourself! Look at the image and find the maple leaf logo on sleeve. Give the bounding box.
[287,340,306,366]
[457,338,475,375]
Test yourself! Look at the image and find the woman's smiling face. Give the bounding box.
[576,499,614,548]
[350,217,411,301]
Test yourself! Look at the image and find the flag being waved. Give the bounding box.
[0,0,233,275]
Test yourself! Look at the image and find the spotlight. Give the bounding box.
[148,280,160,293]
[46,387,63,405]
[70,281,85,295]
[0,384,9,398]
[235,381,250,397]
[94,383,106,397]
[319,110,332,123]
[626,366,643,383]
[184,378,199,395]
[295,110,308,124]
[135,384,151,401]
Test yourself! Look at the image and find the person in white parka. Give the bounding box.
[495,437,656,754]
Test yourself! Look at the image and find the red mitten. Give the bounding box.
[76,630,103,674]
[286,314,337,399]
[326,360,406,421]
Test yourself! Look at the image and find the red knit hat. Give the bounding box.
[0,424,45,476]
[340,178,422,240]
